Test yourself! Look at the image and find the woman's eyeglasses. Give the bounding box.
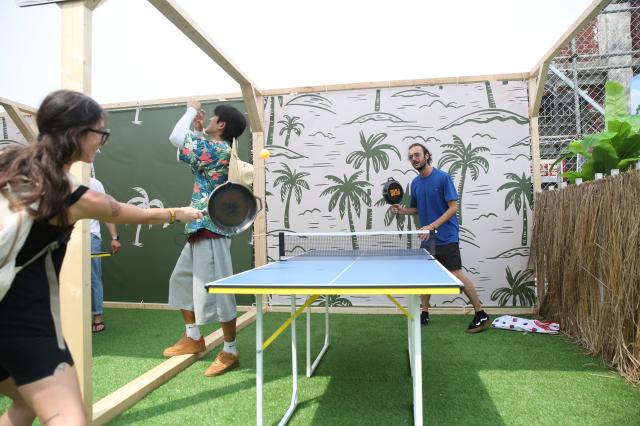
[86,128,111,146]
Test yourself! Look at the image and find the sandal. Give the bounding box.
[92,322,106,333]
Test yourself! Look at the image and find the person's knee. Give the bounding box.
[36,404,86,426]
[6,399,36,423]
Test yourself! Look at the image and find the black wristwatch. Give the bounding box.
[112,235,120,241]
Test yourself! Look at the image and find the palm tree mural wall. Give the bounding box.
[263,81,533,308]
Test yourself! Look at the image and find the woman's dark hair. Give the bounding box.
[0,90,104,225]
[214,105,247,144]
[408,142,432,165]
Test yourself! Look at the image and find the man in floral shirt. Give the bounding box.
[164,99,247,376]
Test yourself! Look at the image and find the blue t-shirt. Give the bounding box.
[409,168,459,245]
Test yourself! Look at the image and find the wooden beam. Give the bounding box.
[99,73,529,110]
[240,84,263,133]
[252,130,267,268]
[530,0,610,77]
[147,0,259,90]
[529,115,543,197]
[58,0,94,417]
[262,72,530,96]
[0,96,37,114]
[101,92,243,110]
[0,100,36,143]
[92,308,259,425]
[103,301,256,312]
[528,63,549,117]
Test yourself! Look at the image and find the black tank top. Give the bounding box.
[0,185,89,336]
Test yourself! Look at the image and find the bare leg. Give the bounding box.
[14,363,86,426]
[0,377,36,426]
[220,318,237,343]
[420,295,430,312]
[452,270,483,311]
[180,310,196,324]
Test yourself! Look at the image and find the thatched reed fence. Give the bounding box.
[532,170,640,385]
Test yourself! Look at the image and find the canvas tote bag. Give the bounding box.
[228,138,254,187]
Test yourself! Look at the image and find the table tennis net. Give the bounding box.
[278,231,436,259]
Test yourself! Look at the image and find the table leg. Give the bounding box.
[307,294,330,378]
[278,295,299,425]
[256,294,263,426]
[408,295,414,377]
[410,294,423,426]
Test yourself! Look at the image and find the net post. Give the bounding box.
[429,231,436,258]
[278,232,285,259]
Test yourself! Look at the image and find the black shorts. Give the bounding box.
[422,242,462,271]
[0,335,73,386]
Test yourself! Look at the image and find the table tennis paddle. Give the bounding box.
[382,178,404,204]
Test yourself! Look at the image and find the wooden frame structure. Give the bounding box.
[0,0,611,423]
[528,0,611,195]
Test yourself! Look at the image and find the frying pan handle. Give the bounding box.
[254,196,263,214]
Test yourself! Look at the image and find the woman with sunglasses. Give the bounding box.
[0,90,203,425]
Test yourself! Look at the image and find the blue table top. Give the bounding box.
[206,253,463,295]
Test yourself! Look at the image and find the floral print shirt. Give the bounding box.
[178,130,231,236]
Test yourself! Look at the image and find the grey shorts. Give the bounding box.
[168,237,237,325]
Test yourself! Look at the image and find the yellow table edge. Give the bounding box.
[207,287,462,295]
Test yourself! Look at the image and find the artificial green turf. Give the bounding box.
[2,309,639,425]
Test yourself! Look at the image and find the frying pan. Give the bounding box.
[204,181,262,234]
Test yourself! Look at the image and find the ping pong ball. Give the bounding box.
[259,149,271,159]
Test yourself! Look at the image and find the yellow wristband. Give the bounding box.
[168,208,176,224]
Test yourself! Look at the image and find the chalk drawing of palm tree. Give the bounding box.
[437,135,489,225]
[346,131,401,229]
[320,171,372,249]
[1,117,8,139]
[490,267,536,307]
[277,114,304,147]
[272,163,310,229]
[497,172,533,246]
[485,81,496,108]
[315,295,353,307]
[126,187,168,247]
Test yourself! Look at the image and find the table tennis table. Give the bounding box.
[205,231,463,426]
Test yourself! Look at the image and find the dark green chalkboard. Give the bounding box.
[94,101,254,306]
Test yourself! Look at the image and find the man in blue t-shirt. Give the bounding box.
[392,143,489,333]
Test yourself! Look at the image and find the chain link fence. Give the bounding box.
[538,0,640,187]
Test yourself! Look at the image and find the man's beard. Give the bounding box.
[414,161,426,172]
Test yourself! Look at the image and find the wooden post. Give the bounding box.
[529,116,542,196]
[58,0,95,418]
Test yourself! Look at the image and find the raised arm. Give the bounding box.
[169,99,206,148]
[67,189,202,226]
[169,107,198,148]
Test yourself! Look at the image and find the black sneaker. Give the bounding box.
[420,311,429,326]
[466,311,489,333]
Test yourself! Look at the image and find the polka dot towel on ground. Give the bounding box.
[491,315,560,334]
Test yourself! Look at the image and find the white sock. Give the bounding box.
[223,339,237,355]
[185,323,201,340]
